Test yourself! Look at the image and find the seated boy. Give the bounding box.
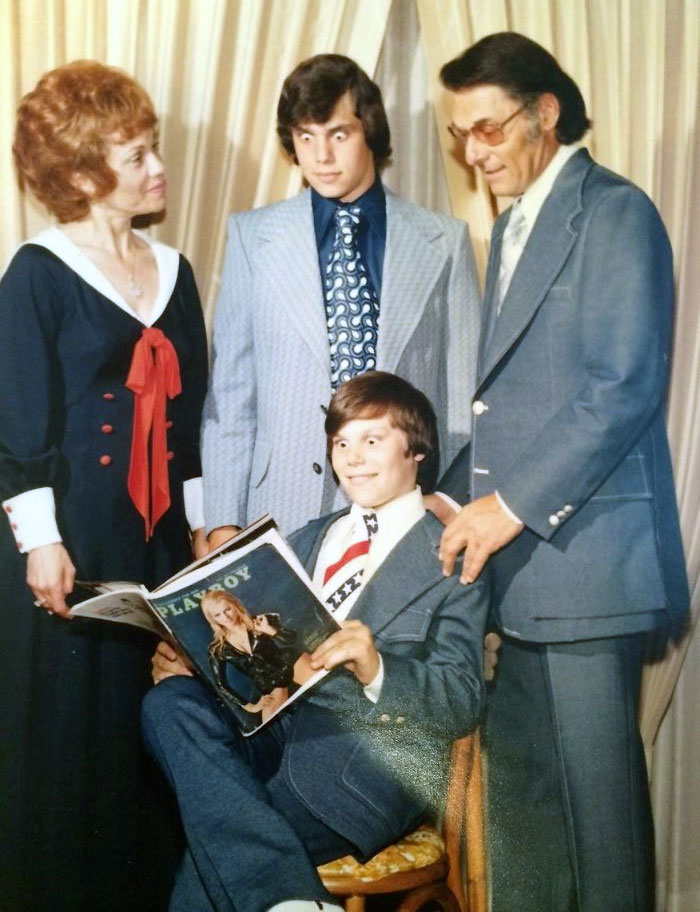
[142,371,489,912]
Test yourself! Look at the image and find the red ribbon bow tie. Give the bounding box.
[126,327,182,539]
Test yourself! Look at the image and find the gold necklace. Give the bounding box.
[127,246,144,298]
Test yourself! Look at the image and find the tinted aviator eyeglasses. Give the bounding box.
[447,105,526,147]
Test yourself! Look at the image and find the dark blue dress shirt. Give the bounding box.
[311,177,387,299]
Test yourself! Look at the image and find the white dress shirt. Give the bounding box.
[313,487,425,701]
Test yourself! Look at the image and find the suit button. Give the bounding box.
[548,514,560,527]
[99,455,112,466]
[102,392,115,400]
[379,713,391,723]
[396,716,406,725]
[101,424,113,434]
[312,463,322,475]
[564,504,574,513]
[472,400,488,416]
[556,509,566,519]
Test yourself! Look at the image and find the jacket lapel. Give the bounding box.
[348,518,442,634]
[258,190,330,377]
[378,193,448,371]
[478,149,593,386]
[294,510,350,580]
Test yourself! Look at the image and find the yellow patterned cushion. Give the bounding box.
[317,824,444,882]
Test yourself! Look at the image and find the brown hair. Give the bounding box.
[277,54,392,171]
[13,60,157,223]
[325,371,440,491]
[201,590,254,650]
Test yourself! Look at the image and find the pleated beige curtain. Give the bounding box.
[2,0,699,907]
[416,1,700,908]
[0,0,392,326]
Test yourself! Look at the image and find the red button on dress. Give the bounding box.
[101,424,114,434]
[103,392,115,400]
[99,455,112,466]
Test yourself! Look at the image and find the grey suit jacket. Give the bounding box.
[202,188,480,535]
[278,510,488,857]
[444,149,688,643]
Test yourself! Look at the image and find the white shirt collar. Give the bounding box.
[25,225,180,326]
[314,486,425,593]
[516,143,580,234]
[350,486,425,584]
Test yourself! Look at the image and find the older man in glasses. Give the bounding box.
[435,32,688,912]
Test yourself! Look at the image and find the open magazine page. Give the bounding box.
[67,581,161,635]
[149,521,340,735]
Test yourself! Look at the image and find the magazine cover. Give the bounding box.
[69,517,340,735]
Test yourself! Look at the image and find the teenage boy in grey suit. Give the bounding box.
[202,54,480,546]
[145,372,488,912]
[435,32,689,912]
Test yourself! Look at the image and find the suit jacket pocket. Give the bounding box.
[590,452,651,501]
[250,438,271,488]
[373,605,434,644]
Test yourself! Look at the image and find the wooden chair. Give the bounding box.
[317,730,486,912]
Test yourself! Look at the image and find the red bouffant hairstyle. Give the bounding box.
[13,60,157,223]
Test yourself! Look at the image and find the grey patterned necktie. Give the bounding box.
[497,203,528,315]
[324,206,380,388]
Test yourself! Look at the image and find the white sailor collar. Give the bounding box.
[25,225,180,326]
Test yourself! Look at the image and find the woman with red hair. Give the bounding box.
[0,61,208,909]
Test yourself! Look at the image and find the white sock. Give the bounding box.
[266,901,344,912]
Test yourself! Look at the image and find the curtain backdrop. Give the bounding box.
[0,0,392,329]
[1,1,698,908]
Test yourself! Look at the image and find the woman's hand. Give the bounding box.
[26,543,76,618]
[309,619,380,685]
[151,640,193,684]
[191,527,208,560]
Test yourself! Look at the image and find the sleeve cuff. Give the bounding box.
[434,490,461,515]
[495,490,522,524]
[363,653,384,703]
[2,487,62,553]
[183,477,205,531]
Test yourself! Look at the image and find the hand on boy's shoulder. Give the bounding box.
[423,492,459,525]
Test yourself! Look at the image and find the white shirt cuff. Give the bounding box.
[2,487,62,553]
[184,477,205,531]
[434,490,461,514]
[495,490,522,524]
[363,653,384,703]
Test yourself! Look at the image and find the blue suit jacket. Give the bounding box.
[441,149,688,643]
[277,510,488,857]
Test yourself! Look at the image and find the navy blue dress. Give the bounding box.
[0,232,208,911]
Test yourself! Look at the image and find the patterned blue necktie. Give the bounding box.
[324,206,380,388]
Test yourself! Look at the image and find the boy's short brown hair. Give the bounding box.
[325,372,440,491]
